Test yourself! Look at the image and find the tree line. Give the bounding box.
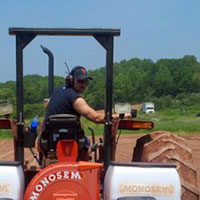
[1,55,200,119]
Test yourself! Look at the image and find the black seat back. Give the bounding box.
[45,114,80,151]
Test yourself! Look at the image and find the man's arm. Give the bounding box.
[73,97,132,124]
[73,97,105,123]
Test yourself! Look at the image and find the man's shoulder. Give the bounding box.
[54,85,80,97]
[57,84,67,90]
[63,86,81,97]
[65,86,78,94]
[56,85,74,92]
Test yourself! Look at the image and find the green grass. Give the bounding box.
[1,105,200,139]
[81,117,104,136]
[135,107,200,134]
[0,129,13,140]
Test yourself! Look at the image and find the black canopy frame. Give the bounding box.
[9,27,120,169]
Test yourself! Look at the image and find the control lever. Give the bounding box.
[88,126,97,161]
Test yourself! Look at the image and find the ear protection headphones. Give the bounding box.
[65,66,81,87]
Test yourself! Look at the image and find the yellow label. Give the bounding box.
[0,183,11,194]
[119,183,174,195]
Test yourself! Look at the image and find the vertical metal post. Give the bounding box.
[104,35,114,170]
[15,35,24,163]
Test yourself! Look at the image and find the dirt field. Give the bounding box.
[0,133,199,187]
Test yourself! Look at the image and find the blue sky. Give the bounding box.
[0,0,200,82]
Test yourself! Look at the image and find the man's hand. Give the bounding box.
[124,113,132,118]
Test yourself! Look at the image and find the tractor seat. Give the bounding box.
[46,114,79,128]
[40,114,81,154]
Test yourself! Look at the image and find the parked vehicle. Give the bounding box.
[0,101,13,117]
[142,102,155,113]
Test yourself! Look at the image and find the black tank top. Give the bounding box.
[45,85,81,121]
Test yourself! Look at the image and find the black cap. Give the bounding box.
[71,66,92,80]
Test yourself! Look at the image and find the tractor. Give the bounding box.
[0,27,199,200]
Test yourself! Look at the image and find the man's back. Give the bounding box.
[45,85,80,121]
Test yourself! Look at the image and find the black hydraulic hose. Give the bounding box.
[88,126,95,145]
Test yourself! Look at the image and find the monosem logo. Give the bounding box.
[30,170,83,200]
[0,183,11,195]
[119,183,174,195]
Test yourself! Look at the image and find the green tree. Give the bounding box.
[153,66,174,97]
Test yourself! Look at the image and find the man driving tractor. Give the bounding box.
[40,65,131,161]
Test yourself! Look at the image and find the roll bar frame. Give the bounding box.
[9,27,120,169]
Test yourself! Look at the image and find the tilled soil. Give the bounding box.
[0,134,199,187]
